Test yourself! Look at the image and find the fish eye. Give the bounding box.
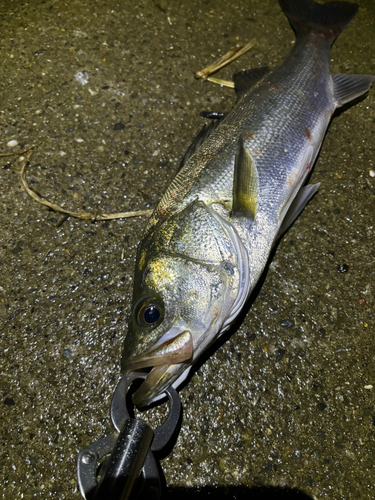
[137,298,162,327]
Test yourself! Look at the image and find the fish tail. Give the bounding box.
[279,0,358,44]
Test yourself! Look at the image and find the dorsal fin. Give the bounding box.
[233,67,269,99]
[178,120,221,172]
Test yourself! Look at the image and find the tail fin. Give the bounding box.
[279,0,358,44]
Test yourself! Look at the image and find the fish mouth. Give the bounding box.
[122,329,193,407]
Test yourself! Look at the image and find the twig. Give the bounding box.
[206,77,235,88]
[42,247,53,261]
[0,139,46,158]
[19,152,153,220]
[195,38,257,81]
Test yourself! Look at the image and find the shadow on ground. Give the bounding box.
[164,485,313,499]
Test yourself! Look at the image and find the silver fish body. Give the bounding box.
[122,0,374,406]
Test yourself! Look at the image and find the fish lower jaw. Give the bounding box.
[131,363,192,407]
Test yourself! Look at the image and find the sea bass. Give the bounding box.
[122,0,374,406]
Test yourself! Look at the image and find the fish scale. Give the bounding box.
[153,37,333,233]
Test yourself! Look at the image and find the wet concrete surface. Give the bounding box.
[1,0,374,498]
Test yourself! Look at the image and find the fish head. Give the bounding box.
[122,199,248,407]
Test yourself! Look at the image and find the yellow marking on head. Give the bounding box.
[147,257,177,290]
[138,250,147,271]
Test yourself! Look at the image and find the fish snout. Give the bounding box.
[122,329,193,407]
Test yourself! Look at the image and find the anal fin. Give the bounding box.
[277,183,320,239]
[333,73,375,107]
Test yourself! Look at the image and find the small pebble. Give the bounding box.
[369,170,375,178]
[7,140,18,148]
[75,71,89,85]
[337,263,349,273]
[114,122,125,131]
[364,385,373,390]
[281,319,295,327]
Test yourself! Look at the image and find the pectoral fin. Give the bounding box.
[277,183,320,239]
[231,135,258,220]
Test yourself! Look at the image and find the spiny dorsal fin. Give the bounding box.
[231,135,258,220]
[233,67,269,100]
[332,73,375,107]
[178,119,221,172]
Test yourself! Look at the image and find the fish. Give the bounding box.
[121,0,375,407]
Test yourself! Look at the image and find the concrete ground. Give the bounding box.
[1,0,374,498]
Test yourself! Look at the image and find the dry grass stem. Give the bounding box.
[195,38,257,81]
[19,152,153,221]
[0,139,46,158]
[206,77,235,88]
